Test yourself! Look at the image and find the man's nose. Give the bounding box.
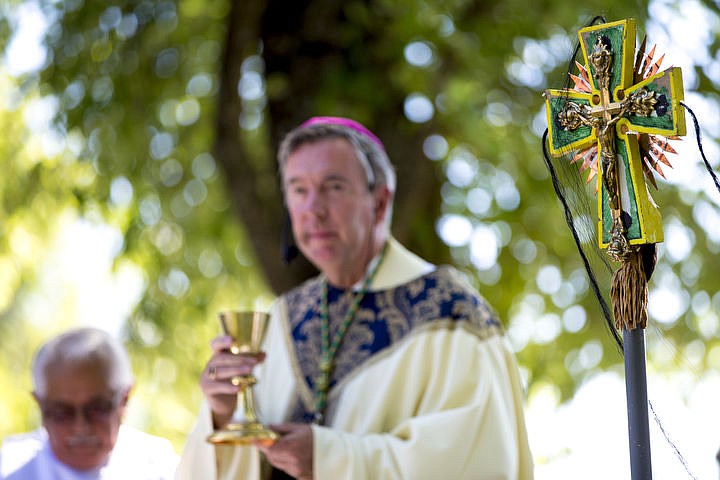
[70,409,93,431]
[306,189,327,216]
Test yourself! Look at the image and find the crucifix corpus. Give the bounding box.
[543,18,686,479]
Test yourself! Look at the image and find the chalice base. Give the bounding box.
[207,421,278,446]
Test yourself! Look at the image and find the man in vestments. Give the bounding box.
[0,327,179,479]
[176,117,534,479]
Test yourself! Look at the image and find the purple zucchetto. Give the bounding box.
[300,116,385,150]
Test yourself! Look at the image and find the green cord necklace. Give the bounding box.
[313,242,388,425]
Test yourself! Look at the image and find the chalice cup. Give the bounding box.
[207,311,278,446]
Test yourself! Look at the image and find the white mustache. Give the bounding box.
[66,435,102,447]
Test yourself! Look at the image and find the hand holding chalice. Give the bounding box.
[206,311,278,446]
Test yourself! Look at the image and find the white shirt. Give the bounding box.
[0,425,178,480]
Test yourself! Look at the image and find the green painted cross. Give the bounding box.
[544,18,686,262]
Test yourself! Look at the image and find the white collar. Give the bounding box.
[368,237,435,291]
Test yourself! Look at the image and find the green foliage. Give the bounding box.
[2,0,720,454]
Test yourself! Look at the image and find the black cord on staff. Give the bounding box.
[681,101,720,195]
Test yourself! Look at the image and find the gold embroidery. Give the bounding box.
[282,266,503,421]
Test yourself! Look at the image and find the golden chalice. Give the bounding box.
[207,310,278,446]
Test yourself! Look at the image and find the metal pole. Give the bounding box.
[623,327,652,479]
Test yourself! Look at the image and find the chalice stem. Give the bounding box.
[231,375,259,424]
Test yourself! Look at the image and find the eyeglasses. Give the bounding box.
[40,396,120,425]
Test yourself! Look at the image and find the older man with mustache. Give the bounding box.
[0,327,179,479]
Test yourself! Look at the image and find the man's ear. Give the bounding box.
[374,186,391,223]
[32,391,47,425]
[119,386,133,407]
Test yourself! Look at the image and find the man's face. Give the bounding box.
[35,361,128,471]
[283,138,388,286]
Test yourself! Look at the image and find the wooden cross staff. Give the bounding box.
[543,18,686,479]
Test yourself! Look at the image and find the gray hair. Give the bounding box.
[32,327,134,398]
[277,122,397,225]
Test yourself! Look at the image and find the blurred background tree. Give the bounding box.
[1,0,719,469]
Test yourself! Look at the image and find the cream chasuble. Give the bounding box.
[176,238,533,479]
